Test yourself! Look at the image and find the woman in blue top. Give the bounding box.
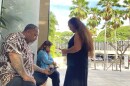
[34,41,60,86]
[61,17,94,86]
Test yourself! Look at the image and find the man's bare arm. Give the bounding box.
[9,52,28,78]
[33,64,44,73]
[8,52,36,85]
[33,64,50,75]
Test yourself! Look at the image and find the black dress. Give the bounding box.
[64,35,88,86]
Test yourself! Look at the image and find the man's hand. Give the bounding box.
[42,69,51,75]
[23,75,36,84]
[34,64,51,75]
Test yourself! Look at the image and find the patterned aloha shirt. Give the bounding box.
[0,32,34,86]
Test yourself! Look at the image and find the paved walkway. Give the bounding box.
[45,57,130,86]
[46,68,130,86]
[88,69,130,86]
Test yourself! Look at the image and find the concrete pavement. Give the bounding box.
[45,57,130,86]
[46,67,130,86]
[88,69,130,86]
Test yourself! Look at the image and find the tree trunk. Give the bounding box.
[115,57,118,71]
[119,55,122,72]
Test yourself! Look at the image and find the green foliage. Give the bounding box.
[96,26,130,42]
[116,26,130,40]
[50,45,56,57]
[49,12,58,57]
[50,45,62,58]
[87,8,101,36]
[49,31,73,57]
[49,12,57,42]
[69,0,89,20]
[60,31,73,44]
[54,31,71,52]
[89,28,97,36]
[54,31,73,47]
[98,0,120,7]
[48,12,72,57]
[50,0,130,57]
[122,0,130,22]
[55,51,62,57]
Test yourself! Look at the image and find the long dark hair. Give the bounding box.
[68,17,94,58]
[37,40,52,53]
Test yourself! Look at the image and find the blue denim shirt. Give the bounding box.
[37,50,54,69]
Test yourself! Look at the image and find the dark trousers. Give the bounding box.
[33,71,48,86]
[48,70,60,86]
[6,76,36,86]
[34,70,60,86]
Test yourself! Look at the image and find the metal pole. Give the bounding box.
[94,37,96,70]
[92,36,96,70]
[115,30,118,70]
[106,41,108,69]
[104,27,107,70]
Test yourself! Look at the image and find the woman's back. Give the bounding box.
[67,35,88,68]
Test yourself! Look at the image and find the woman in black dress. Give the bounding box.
[61,17,94,86]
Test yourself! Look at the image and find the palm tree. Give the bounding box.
[122,0,130,25]
[87,7,101,35]
[86,7,101,70]
[111,9,124,29]
[69,0,89,20]
[97,0,121,41]
[97,0,120,21]
[109,9,125,72]
[97,0,122,71]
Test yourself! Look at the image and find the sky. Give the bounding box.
[50,0,129,32]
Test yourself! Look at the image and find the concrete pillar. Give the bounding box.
[38,0,50,47]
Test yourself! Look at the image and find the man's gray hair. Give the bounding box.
[24,24,38,31]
